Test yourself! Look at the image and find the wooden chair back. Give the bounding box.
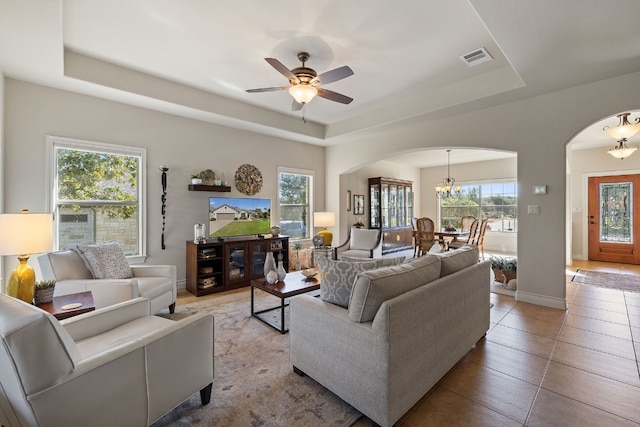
[416,217,436,256]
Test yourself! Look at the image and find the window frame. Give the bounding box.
[438,179,518,233]
[277,166,314,240]
[46,135,147,263]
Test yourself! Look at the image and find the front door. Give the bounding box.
[588,174,640,264]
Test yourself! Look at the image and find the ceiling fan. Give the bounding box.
[246,52,354,111]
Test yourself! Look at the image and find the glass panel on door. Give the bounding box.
[599,182,632,243]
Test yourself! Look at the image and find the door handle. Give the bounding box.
[589,221,596,224]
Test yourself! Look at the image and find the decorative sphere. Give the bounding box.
[270,225,281,236]
[266,270,279,284]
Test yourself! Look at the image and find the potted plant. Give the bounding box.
[489,255,517,284]
[34,279,56,305]
[191,173,203,185]
[292,240,303,270]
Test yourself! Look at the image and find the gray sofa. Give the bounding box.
[290,245,490,427]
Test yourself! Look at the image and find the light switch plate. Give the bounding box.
[533,185,547,195]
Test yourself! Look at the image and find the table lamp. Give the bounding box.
[314,211,336,246]
[0,210,53,303]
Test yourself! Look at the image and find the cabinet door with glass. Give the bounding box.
[368,177,414,254]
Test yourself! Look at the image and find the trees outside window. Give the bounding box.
[440,182,517,232]
[278,168,313,239]
[48,136,146,257]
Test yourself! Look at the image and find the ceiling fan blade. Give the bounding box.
[246,86,289,93]
[265,58,300,84]
[291,99,303,111]
[312,66,354,85]
[317,88,353,104]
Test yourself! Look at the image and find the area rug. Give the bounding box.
[571,269,640,293]
[151,289,361,427]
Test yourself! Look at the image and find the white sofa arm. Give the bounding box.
[61,298,151,341]
[131,264,176,279]
[54,278,139,310]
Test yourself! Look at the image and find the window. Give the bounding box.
[278,167,313,239]
[440,181,517,232]
[47,136,146,259]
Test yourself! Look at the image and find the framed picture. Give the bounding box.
[270,239,283,251]
[346,190,351,211]
[354,194,365,215]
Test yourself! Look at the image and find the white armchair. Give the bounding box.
[333,227,383,259]
[38,249,177,314]
[0,294,214,427]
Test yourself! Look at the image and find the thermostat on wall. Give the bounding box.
[533,185,547,195]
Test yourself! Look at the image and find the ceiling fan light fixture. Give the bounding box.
[289,84,317,104]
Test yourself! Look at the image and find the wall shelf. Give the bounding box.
[188,184,231,192]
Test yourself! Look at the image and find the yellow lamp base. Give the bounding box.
[7,256,36,304]
[318,229,333,247]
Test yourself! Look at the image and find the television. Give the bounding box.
[209,197,271,239]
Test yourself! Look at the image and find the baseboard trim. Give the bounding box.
[515,290,567,310]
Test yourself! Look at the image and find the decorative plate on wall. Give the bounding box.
[234,164,263,195]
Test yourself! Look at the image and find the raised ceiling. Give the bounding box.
[2,0,640,164]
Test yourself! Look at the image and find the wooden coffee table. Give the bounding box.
[250,270,320,334]
[36,291,96,320]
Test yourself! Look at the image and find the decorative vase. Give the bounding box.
[276,259,286,281]
[263,251,276,278]
[270,225,281,236]
[266,270,279,284]
[191,178,202,185]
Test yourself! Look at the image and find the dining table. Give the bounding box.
[433,229,469,246]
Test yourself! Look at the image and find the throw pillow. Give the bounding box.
[437,244,479,277]
[316,256,379,308]
[76,241,133,279]
[348,254,442,323]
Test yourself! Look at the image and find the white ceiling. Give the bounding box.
[2,0,640,167]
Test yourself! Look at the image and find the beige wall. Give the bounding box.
[3,79,325,285]
[327,70,640,310]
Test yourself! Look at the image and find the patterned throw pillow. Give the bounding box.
[316,256,379,308]
[340,255,406,267]
[76,241,133,279]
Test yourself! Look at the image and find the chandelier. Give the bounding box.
[435,149,461,198]
[604,113,640,160]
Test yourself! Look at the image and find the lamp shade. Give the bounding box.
[289,84,318,104]
[0,211,53,256]
[313,212,336,228]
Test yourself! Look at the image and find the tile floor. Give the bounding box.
[176,259,640,426]
[353,259,640,426]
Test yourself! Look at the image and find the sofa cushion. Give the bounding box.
[349,228,379,250]
[76,241,133,280]
[340,255,406,266]
[437,244,479,277]
[40,249,93,281]
[348,254,442,323]
[317,256,379,308]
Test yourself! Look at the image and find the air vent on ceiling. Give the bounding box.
[460,47,493,67]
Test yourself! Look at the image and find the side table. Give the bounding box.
[36,291,96,320]
[311,245,333,265]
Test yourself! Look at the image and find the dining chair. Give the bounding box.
[448,218,479,250]
[415,217,436,256]
[472,218,489,259]
[460,215,477,231]
[411,217,419,257]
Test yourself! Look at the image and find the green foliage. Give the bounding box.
[35,280,56,289]
[57,149,138,219]
[293,240,303,251]
[489,255,517,271]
